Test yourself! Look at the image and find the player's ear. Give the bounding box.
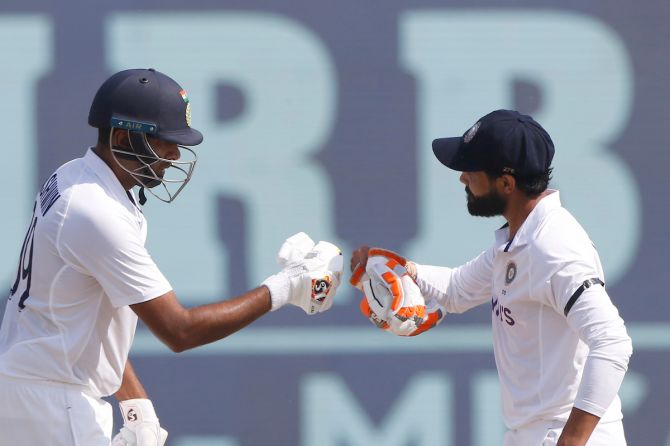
[110,128,130,147]
[498,174,516,194]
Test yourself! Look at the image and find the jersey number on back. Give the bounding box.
[9,202,37,310]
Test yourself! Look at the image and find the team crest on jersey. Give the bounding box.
[464,121,481,143]
[505,261,517,285]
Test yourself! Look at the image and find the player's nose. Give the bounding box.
[164,145,181,161]
[459,172,468,185]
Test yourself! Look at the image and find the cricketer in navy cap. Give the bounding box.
[349,108,631,445]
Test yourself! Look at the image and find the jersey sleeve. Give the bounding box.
[566,285,632,417]
[535,222,604,315]
[57,200,172,308]
[415,246,494,313]
[547,253,603,316]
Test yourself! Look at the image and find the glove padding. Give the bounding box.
[112,399,168,446]
[351,248,445,336]
[277,231,316,267]
[263,233,343,314]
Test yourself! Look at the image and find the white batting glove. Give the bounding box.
[263,237,343,314]
[276,232,315,268]
[111,399,168,446]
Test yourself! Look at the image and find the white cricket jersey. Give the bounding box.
[416,190,630,429]
[0,148,171,398]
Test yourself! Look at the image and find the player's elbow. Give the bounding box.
[613,326,633,369]
[612,336,633,373]
[163,330,196,353]
[166,339,188,353]
[620,333,633,367]
[590,329,633,372]
[155,322,195,353]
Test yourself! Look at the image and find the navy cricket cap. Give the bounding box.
[432,110,554,176]
[88,68,203,146]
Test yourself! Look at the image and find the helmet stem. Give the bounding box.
[139,187,147,205]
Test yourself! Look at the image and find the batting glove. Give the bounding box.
[263,235,343,314]
[112,399,168,446]
[351,248,445,336]
[276,232,316,268]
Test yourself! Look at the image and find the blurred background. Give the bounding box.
[0,0,668,444]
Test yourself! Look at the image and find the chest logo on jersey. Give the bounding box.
[492,297,515,326]
[505,261,517,285]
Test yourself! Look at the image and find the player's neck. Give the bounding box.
[504,190,550,240]
[92,145,137,191]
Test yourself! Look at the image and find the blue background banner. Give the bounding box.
[0,1,668,444]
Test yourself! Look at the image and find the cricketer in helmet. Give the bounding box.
[88,68,203,204]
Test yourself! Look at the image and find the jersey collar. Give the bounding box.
[494,189,561,252]
[83,148,139,211]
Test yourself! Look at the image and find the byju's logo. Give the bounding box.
[492,297,515,326]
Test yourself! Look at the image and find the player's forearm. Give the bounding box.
[556,407,600,446]
[415,263,492,314]
[115,360,149,401]
[175,286,272,351]
[414,263,454,308]
[133,288,272,353]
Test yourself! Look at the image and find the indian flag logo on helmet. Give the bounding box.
[180,90,192,126]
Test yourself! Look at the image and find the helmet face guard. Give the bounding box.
[109,123,197,204]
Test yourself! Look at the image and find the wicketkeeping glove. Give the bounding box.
[351,248,445,336]
[111,399,168,446]
[263,233,343,314]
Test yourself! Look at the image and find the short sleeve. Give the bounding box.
[58,199,172,308]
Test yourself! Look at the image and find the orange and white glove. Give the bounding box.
[350,248,445,336]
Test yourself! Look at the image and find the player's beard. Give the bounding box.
[138,170,162,188]
[466,186,507,217]
[113,146,166,189]
[135,158,168,189]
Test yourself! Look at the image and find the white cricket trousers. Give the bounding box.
[503,418,626,446]
[0,375,113,446]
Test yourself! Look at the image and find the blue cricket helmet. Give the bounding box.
[88,68,203,146]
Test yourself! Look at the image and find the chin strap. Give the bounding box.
[139,187,147,205]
